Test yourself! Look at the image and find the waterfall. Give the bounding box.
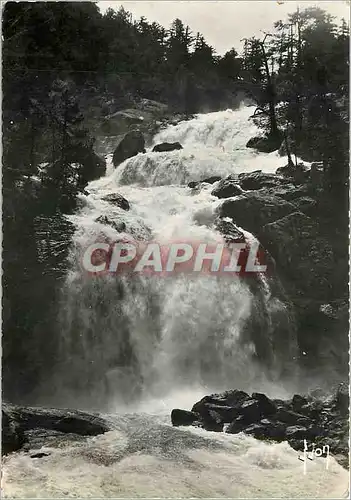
[52,105,297,411]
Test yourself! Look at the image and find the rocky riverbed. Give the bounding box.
[171,385,349,469]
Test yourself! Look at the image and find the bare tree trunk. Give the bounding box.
[260,40,279,136]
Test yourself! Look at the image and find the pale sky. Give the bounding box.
[98,1,350,54]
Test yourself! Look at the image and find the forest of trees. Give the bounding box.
[2,2,349,399]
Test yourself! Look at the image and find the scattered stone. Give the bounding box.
[152,142,183,152]
[95,215,126,232]
[101,193,130,211]
[188,176,222,189]
[30,452,50,459]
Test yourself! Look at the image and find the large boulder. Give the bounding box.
[218,192,296,236]
[152,142,183,153]
[2,403,111,455]
[192,390,250,414]
[112,131,145,167]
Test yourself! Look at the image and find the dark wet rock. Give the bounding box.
[201,412,225,432]
[201,405,240,424]
[192,390,250,415]
[291,395,309,413]
[286,425,309,440]
[152,142,183,152]
[237,399,263,423]
[275,407,308,426]
[243,421,286,441]
[188,176,222,189]
[214,217,245,244]
[2,403,111,455]
[211,176,244,198]
[246,133,282,153]
[101,193,130,211]
[251,392,277,416]
[202,176,222,184]
[30,452,50,458]
[112,130,145,167]
[226,415,248,434]
[171,409,199,427]
[218,192,296,236]
[95,215,126,233]
[258,419,286,440]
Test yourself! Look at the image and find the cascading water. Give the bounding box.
[5,105,347,500]
[53,105,297,411]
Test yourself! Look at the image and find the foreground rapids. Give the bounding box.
[2,387,349,499]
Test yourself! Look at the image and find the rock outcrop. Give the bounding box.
[260,211,334,299]
[214,168,347,374]
[112,131,145,167]
[171,386,349,468]
[218,192,296,236]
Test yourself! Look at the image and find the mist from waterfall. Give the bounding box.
[52,105,297,411]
